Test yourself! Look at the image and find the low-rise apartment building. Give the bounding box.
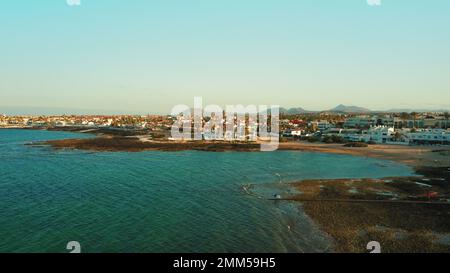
[407,129,449,145]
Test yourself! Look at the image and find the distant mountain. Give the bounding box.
[329,104,371,113]
[385,108,449,113]
[278,107,315,115]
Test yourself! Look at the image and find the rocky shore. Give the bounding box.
[285,168,450,252]
[38,137,261,152]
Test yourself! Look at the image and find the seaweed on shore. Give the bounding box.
[40,136,262,152]
[287,172,450,253]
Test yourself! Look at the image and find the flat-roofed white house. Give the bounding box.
[361,126,395,144]
[291,130,304,136]
[407,129,449,145]
[344,116,377,128]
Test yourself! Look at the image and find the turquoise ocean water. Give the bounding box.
[0,129,415,253]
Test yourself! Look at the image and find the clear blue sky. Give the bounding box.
[1,0,450,114]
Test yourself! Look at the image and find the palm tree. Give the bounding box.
[393,131,403,142]
[400,112,409,120]
[443,112,449,129]
[411,112,418,128]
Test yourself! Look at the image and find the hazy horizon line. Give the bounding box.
[1,105,449,116]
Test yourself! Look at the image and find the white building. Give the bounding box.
[291,130,304,136]
[55,121,67,127]
[344,116,377,128]
[310,120,333,131]
[365,126,395,144]
[407,129,449,145]
[346,126,395,144]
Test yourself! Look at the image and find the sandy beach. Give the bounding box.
[278,142,450,168]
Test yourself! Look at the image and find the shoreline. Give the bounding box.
[12,127,450,252]
[9,126,450,169]
[279,142,450,169]
[35,135,450,168]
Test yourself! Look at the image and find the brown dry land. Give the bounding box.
[278,142,450,167]
[41,136,261,152]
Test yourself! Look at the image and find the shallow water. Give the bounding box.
[0,129,415,252]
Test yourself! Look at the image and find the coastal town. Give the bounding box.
[1,110,449,146]
[2,110,450,253]
[3,0,450,257]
